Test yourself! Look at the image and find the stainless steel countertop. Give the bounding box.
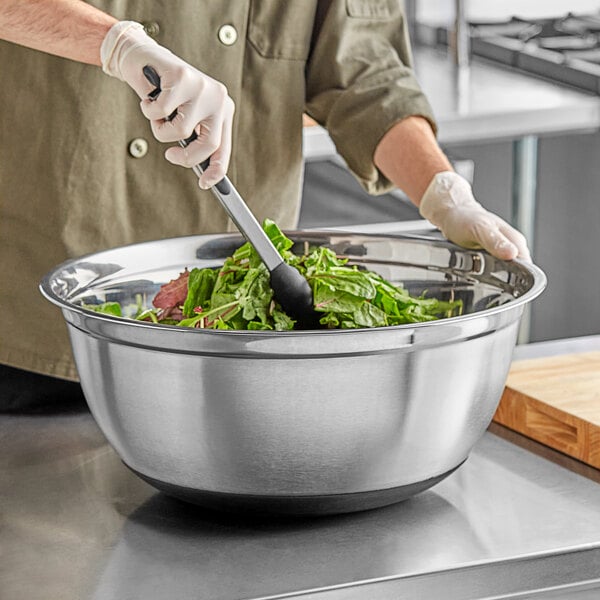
[3,335,600,600]
[303,45,600,158]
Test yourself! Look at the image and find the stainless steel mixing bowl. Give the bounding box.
[40,231,546,514]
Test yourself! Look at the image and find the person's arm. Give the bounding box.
[305,1,530,262]
[372,115,452,202]
[374,116,531,261]
[0,0,234,188]
[0,0,114,65]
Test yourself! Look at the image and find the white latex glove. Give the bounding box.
[101,21,234,189]
[419,171,531,262]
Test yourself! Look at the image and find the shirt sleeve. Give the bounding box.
[305,0,438,195]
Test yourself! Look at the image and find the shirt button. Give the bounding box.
[128,138,149,158]
[218,24,238,46]
[142,21,160,38]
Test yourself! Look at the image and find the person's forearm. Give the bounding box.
[375,116,531,260]
[373,116,452,205]
[0,0,116,65]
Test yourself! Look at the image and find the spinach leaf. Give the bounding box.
[84,219,463,330]
[182,268,217,317]
[82,302,122,317]
[236,265,273,324]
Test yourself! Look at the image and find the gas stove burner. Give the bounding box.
[470,17,541,41]
[536,35,598,52]
[454,12,600,95]
[471,15,600,47]
[565,48,600,65]
[558,13,600,35]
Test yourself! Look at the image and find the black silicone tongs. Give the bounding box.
[143,66,319,328]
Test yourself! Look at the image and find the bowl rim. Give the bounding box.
[39,231,547,338]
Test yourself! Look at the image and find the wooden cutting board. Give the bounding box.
[493,352,600,469]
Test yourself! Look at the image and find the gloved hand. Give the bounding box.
[100,21,234,189]
[419,171,531,262]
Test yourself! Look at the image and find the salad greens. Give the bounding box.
[83,220,462,330]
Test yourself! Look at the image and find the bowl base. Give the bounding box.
[128,463,463,516]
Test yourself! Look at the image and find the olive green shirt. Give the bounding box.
[0,0,436,380]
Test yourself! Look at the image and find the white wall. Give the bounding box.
[417,1,600,25]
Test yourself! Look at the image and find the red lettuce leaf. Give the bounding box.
[152,269,190,309]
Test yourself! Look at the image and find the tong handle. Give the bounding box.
[142,65,282,271]
[142,65,230,195]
